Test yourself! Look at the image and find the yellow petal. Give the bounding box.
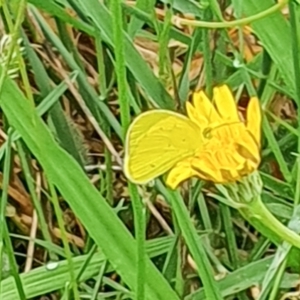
[191,155,224,182]
[186,102,207,128]
[246,97,261,146]
[220,168,240,182]
[190,91,221,124]
[236,131,260,164]
[166,160,196,189]
[215,150,245,169]
[244,159,257,173]
[213,85,240,122]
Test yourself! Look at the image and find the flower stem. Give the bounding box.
[239,196,300,249]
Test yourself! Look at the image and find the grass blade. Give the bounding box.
[0,77,179,300]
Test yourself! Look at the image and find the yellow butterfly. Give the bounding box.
[124,85,261,187]
[124,109,204,185]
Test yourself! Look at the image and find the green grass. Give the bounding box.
[0,0,300,299]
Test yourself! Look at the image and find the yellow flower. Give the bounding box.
[166,85,261,189]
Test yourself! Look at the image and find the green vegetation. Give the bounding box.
[0,0,299,299]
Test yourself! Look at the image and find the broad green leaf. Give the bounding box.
[0,77,179,300]
[1,236,174,299]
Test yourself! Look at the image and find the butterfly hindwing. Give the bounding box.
[124,110,203,184]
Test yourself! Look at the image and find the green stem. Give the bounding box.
[176,0,287,29]
[239,196,300,249]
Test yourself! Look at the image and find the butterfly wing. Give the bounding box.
[124,110,203,184]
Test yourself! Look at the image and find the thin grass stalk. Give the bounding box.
[3,222,26,299]
[5,0,35,105]
[104,144,114,205]
[0,129,12,294]
[202,6,213,96]
[249,237,270,261]
[48,181,79,299]
[197,190,212,231]
[267,261,286,300]
[76,244,98,281]
[0,129,26,299]
[288,1,300,206]
[220,203,249,299]
[55,18,85,70]
[220,204,239,269]
[0,0,33,105]
[157,182,223,299]
[91,260,107,300]
[95,33,108,98]
[157,4,172,85]
[16,141,56,261]
[242,68,292,183]
[95,34,113,205]
[2,1,34,105]
[110,0,146,299]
